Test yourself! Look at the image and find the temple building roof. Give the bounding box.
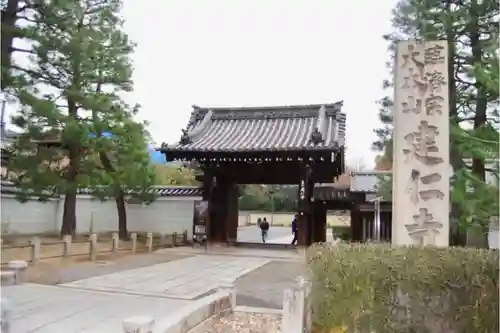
[349,171,391,193]
[161,102,346,153]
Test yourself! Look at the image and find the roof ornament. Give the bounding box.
[179,128,192,145]
[310,128,324,145]
[310,105,327,145]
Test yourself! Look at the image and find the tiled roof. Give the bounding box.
[76,186,202,197]
[314,184,350,201]
[349,171,391,193]
[161,102,346,152]
[0,181,202,197]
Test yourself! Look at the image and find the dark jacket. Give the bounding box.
[292,219,298,233]
[260,221,270,231]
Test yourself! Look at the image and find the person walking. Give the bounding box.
[291,215,298,245]
[260,217,270,243]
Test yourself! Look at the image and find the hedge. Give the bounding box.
[307,243,499,333]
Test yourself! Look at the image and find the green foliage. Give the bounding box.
[372,0,499,237]
[374,173,393,202]
[152,164,198,186]
[238,185,297,212]
[307,243,499,333]
[5,0,155,234]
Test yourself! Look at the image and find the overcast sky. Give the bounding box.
[122,0,398,168]
[6,0,399,169]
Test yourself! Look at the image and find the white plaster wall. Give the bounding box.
[127,198,195,240]
[1,195,199,236]
[1,195,59,234]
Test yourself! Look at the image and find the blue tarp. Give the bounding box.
[88,132,166,164]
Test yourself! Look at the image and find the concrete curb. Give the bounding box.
[234,305,282,315]
[154,289,233,333]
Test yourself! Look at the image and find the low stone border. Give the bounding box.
[122,281,235,333]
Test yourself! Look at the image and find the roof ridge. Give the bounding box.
[192,101,343,112]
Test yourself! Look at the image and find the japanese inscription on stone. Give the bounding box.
[393,40,450,247]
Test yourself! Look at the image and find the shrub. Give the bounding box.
[307,243,499,333]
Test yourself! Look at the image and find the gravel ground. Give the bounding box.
[235,260,306,309]
[191,312,282,333]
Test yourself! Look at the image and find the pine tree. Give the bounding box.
[373,0,499,246]
[8,0,156,236]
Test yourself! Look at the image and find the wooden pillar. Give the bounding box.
[350,207,363,242]
[201,168,215,242]
[297,164,314,247]
[213,176,229,243]
[312,202,327,243]
[225,182,238,244]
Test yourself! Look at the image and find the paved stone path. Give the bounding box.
[235,260,306,309]
[25,252,192,285]
[3,283,189,333]
[61,255,270,300]
[4,248,305,332]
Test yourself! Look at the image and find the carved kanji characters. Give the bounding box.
[402,120,444,165]
[405,208,443,245]
[401,44,425,71]
[424,95,445,116]
[402,68,427,93]
[402,96,423,114]
[425,70,446,93]
[424,43,445,65]
[405,170,444,204]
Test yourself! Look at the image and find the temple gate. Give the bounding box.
[160,103,347,246]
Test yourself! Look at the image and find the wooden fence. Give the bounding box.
[0,231,188,265]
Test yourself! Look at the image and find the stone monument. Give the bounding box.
[392,40,450,247]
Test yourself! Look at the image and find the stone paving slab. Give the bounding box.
[235,261,306,309]
[2,283,190,333]
[61,255,271,300]
[157,246,304,261]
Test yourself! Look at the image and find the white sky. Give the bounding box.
[6,0,399,169]
[122,0,399,169]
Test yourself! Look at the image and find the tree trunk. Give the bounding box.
[61,188,77,235]
[445,0,466,246]
[115,187,128,240]
[98,151,128,240]
[1,0,19,90]
[468,0,488,247]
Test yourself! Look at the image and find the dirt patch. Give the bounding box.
[1,235,192,284]
[19,251,192,285]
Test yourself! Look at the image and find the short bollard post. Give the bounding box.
[1,297,11,333]
[282,277,308,333]
[122,316,155,333]
[89,233,98,261]
[130,233,137,254]
[29,236,41,264]
[111,232,119,254]
[7,260,28,284]
[0,271,16,286]
[159,233,167,247]
[218,279,236,311]
[62,234,72,258]
[146,233,153,252]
